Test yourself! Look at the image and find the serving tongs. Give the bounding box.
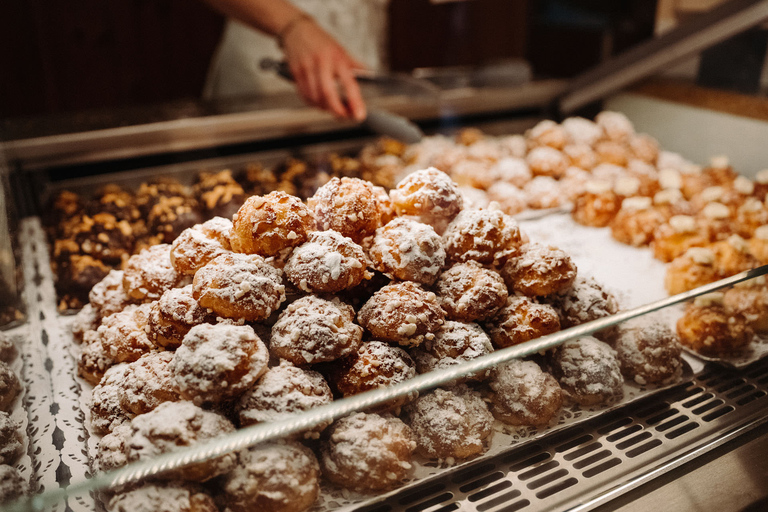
[260,57,428,143]
[10,265,768,511]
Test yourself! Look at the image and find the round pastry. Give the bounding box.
[0,465,27,504]
[270,296,363,365]
[723,282,768,332]
[651,215,710,263]
[95,423,132,472]
[57,255,112,307]
[308,177,384,243]
[78,335,116,385]
[750,225,768,263]
[526,146,568,179]
[329,341,417,411]
[609,197,667,247]
[49,190,83,226]
[549,337,624,406]
[595,111,634,143]
[231,191,315,257]
[626,160,661,197]
[563,143,598,171]
[594,140,629,166]
[194,169,247,219]
[523,176,566,210]
[484,294,560,348]
[107,482,219,512]
[170,219,233,276]
[126,401,237,482]
[368,218,446,285]
[628,133,659,164]
[435,261,508,323]
[457,186,490,210]
[320,412,416,492]
[148,285,214,349]
[0,334,15,364]
[547,276,620,343]
[488,359,563,427]
[442,208,522,265]
[372,184,397,225]
[403,385,493,460]
[733,198,768,238]
[89,185,141,222]
[664,247,720,295]
[561,116,603,146]
[488,157,532,188]
[559,166,592,202]
[613,319,683,385]
[192,252,285,322]
[237,361,333,437]
[89,363,132,435]
[97,303,156,364]
[357,281,445,348]
[171,323,269,405]
[677,301,753,355]
[122,245,184,302]
[710,235,761,277]
[444,159,494,190]
[501,243,577,297]
[118,351,181,416]
[389,167,464,234]
[486,182,528,216]
[571,181,622,227]
[410,321,494,381]
[527,119,568,149]
[59,212,136,264]
[695,202,735,242]
[0,411,22,466]
[135,179,191,216]
[223,442,320,512]
[284,230,369,293]
[71,304,100,343]
[146,195,202,244]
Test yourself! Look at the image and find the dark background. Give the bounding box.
[0,0,657,119]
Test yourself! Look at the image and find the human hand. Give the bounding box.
[280,17,367,121]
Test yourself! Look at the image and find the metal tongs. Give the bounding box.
[260,57,428,143]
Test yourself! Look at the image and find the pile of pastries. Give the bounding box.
[70,167,684,512]
[0,332,27,505]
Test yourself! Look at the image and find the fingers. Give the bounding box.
[337,63,367,121]
[317,56,348,119]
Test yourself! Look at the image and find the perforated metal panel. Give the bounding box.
[356,358,768,512]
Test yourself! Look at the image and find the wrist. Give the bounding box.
[276,12,313,49]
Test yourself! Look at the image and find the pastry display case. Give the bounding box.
[3,2,768,512]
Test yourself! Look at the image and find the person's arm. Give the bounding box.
[202,0,367,121]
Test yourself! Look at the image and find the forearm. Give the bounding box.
[201,0,304,37]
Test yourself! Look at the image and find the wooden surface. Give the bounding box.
[631,78,768,121]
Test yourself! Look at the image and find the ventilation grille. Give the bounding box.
[357,357,768,512]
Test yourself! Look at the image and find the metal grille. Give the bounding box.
[357,358,768,512]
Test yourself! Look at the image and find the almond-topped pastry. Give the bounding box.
[488,359,562,426]
[368,217,446,285]
[284,230,369,293]
[308,177,384,243]
[549,336,624,406]
[389,167,464,234]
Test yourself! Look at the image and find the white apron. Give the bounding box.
[203,0,390,99]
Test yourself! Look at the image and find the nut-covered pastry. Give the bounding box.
[368,218,446,285]
[170,219,233,276]
[389,167,464,234]
[651,215,710,263]
[665,247,720,295]
[484,294,560,349]
[284,230,369,293]
[0,333,17,363]
[677,300,753,356]
[443,208,522,265]
[0,411,22,465]
[320,412,416,492]
[547,276,620,343]
[118,351,181,416]
[501,243,577,297]
[107,482,219,512]
[126,401,237,482]
[436,261,508,322]
[410,321,493,381]
[78,334,116,385]
[223,442,320,512]
[89,270,134,319]
[723,283,768,332]
[148,285,214,349]
[97,303,156,364]
[403,385,493,460]
[308,177,384,243]
[231,192,315,256]
[526,146,568,179]
[122,245,184,301]
[488,359,562,427]
[270,296,363,365]
[194,169,247,219]
[171,323,269,405]
[89,363,132,435]
[572,181,622,227]
[192,252,285,322]
[550,336,624,406]
[146,195,202,244]
[614,320,683,385]
[609,197,667,247]
[237,361,333,437]
[358,281,445,348]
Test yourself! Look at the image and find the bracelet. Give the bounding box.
[277,12,313,48]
